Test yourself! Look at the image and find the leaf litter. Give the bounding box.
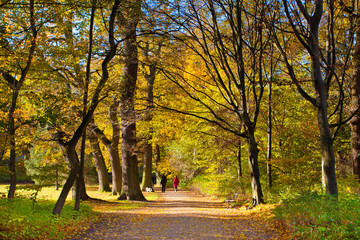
[71,188,290,240]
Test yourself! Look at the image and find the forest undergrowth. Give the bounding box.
[187,174,360,240]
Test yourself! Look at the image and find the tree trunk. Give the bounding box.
[7,107,16,199]
[141,62,156,191]
[141,141,153,191]
[118,115,145,200]
[267,80,272,188]
[318,104,338,194]
[281,0,338,195]
[119,97,145,200]
[53,145,79,215]
[237,140,242,181]
[88,130,111,192]
[109,145,122,195]
[310,12,338,195]
[73,172,89,202]
[89,100,122,195]
[154,144,161,182]
[350,13,360,181]
[247,128,264,206]
[108,99,122,195]
[118,1,145,200]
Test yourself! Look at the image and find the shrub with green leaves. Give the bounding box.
[274,191,360,239]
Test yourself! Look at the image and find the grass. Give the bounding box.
[273,191,360,240]
[0,184,158,240]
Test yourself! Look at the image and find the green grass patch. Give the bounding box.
[0,198,97,240]
[144,191,159,201]
[273,191,360,240]
[0,184,158,239]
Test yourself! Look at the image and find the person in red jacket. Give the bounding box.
[173,175,179,192]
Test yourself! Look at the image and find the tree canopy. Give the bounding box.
[0,0,359,214]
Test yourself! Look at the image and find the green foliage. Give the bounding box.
[187,173,252,200]
[273,191,360,240]
[25,146,67,186]
[0,198,96,240]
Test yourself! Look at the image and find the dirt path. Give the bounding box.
[73,188,282,240]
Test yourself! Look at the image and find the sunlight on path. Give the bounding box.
[73,188,281,240]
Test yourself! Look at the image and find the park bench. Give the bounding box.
[225,193,239,208]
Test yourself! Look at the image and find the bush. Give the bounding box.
[273,191,360,239]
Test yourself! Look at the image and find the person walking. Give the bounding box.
[173,175,179,192]
[160,174,167,193]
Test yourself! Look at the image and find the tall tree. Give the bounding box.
[52,0,120,215]
[159,0,269,206]
[118,0,146,200]
[74,0,98,210]
[139,39,163,191]
[1,0,38,198]
[277,0,343,195]
[141,60,156,192]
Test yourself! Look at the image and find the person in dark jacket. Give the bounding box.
[160,174,167,193]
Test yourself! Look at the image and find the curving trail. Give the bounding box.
[73,188,283,240]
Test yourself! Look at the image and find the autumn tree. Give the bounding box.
[51,0,120,215]
[157,0,273,206]
[275,0,355,195]
[137,0,170,191]
[117,0,146,201]
[0,0,38,198]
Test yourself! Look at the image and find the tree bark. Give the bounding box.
[90,99,122,195]
[141,141,153,191]
[318,105,338,194]
[88,129,111,192]
[350,10,360,181]
[267,77,272,188]
[141,63,156,191]
[247,128,264,206]
[310,8,338,195]
[53,144,79,215]
[154,144,161,182]
[237,140,242,181]
[7,101,16,199]
[108,99,122,195]
[118,0,145,201]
